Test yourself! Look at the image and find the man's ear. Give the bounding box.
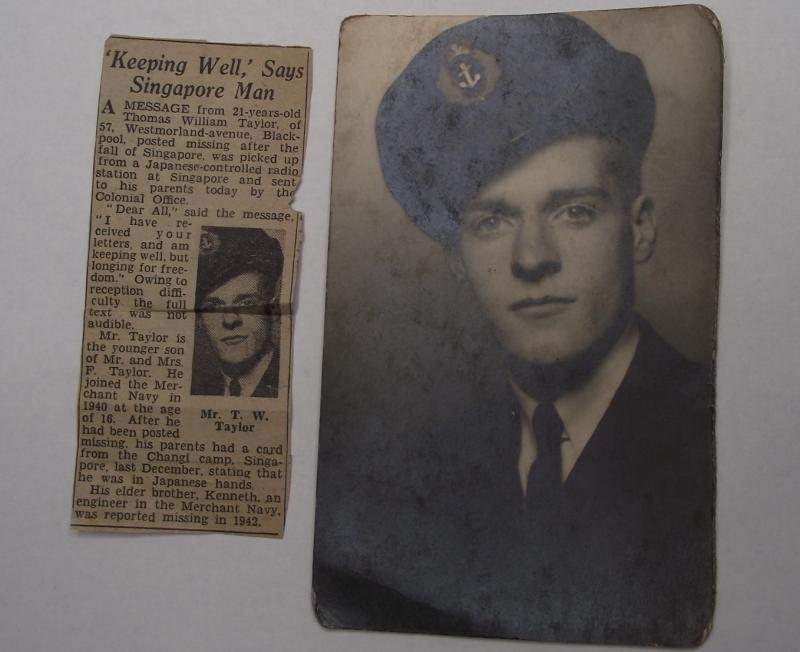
[630,194,656,263]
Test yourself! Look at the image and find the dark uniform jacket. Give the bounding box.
[314,320,715,647]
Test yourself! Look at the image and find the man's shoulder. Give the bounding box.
[592,317,715,484]
[626,318,714,415]
[252,348,280,398]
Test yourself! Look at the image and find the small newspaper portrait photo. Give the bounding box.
[190,226,283,398]
[314,7,722,648]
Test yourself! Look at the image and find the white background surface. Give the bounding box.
[0,1,798,650]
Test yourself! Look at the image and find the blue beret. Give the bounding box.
[376,13,655,244]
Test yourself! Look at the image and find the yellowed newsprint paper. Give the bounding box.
[72,36,310,536]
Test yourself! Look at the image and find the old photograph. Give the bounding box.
[314,8,721,647]
[191,226,284,398]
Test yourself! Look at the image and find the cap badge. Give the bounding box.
[438,43,500,104]
[199,230,221,256]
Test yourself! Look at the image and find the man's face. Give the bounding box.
[455,136,654,367]
[199,271,273,369]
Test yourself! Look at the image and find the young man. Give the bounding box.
[191,227,283,398]
[315,13,716,646]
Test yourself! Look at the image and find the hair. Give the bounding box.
[603,138,645,212]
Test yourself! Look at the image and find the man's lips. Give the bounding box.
[221,335,248,345]
[509,296,575,313]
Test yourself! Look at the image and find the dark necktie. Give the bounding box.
[229,377,242,397]
[526,402,563,519]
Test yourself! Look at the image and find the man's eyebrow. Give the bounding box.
[540,187,610,214]
[201,297,223,306]
[463,198,521,217]
[232,292,264,303]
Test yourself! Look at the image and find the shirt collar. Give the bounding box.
[512,323,640,479]
[223,347,274,397]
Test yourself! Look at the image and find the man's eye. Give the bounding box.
[557,205,597,224]
[469,213,514,237]
[235,299,270,313]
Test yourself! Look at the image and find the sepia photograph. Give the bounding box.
[314,7,721,647]
[191,226,284,398]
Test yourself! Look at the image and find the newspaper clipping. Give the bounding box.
[72,36,310,536]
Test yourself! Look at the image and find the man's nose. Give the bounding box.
[511,218,561,283]
[222,310,243,329]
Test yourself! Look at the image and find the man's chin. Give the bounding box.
[503,326,628,401]
[504,337,589,369]
[506,347,597,402]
